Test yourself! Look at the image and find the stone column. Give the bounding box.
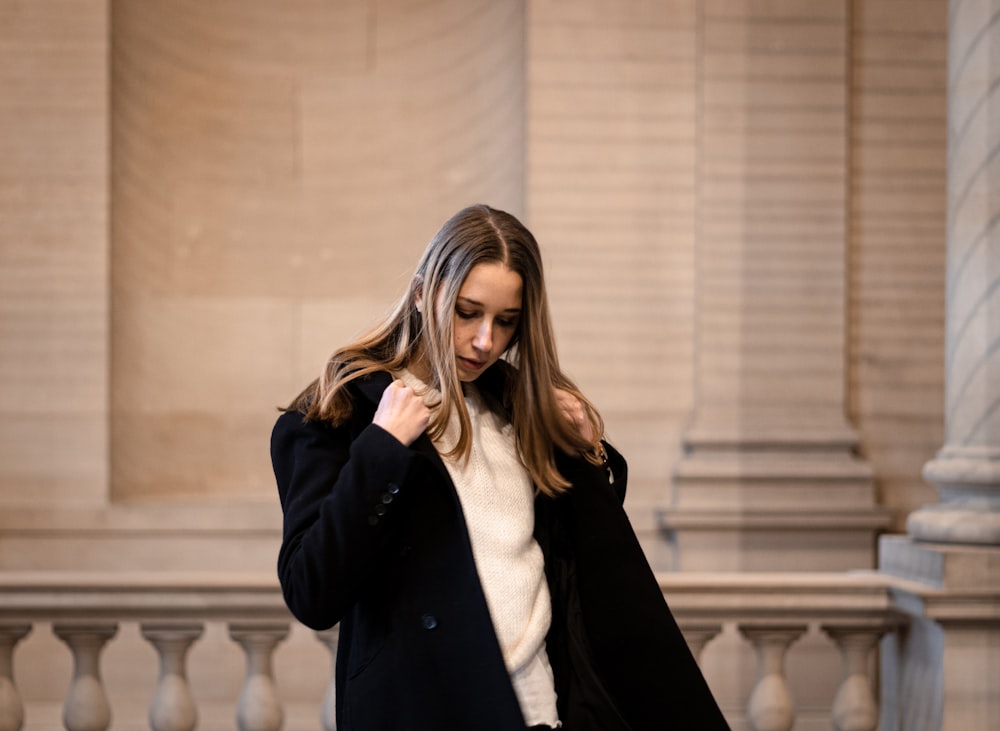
[905,0,1000,546]
[664,0,888,572]
[879,2,1000,729]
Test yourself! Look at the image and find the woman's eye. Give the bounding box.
[456,310,476,320]
[497,318,517,328]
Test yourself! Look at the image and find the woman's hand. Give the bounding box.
[554,388,595,443]
[374,380,430,446]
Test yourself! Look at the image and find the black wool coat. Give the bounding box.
[271,364,730,731]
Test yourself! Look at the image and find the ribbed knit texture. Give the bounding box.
[398,370,560,727]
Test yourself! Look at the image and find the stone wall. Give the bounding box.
[0,0,946,560]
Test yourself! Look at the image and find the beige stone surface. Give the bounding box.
[110,0,527,500]
[664,0,899,570]
[849,0,948,529]
[528,0,698,505]
[0,0,109,505]
[0,0,948,532]
[0,416,108,506]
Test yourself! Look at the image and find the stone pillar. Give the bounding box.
[664,0,888,571]
[905,2,1000,545]
[879,2,1000,729]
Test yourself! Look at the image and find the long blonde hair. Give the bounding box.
[288,204,604,496]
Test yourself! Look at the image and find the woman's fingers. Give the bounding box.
[554,388,594,442]
[373,380,430,446]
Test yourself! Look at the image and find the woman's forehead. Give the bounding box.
[457,263,523,309]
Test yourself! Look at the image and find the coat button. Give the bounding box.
[387,482,401,495]
[420,614,438,630]
[374,503,387,516]
[367,515,379,526]
[381,492,394,504]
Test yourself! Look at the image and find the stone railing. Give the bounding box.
[659,572,910,731]
[0,571,911,731]
[0,572,310,731]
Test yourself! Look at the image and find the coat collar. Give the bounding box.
[351,360,515,484]
[352,360,513,408]
[354,369,394,406]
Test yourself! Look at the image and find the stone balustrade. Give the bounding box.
[0,572,306,731]
[659,572,913,731]
[0,571,916,731]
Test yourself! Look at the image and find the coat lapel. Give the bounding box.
[351,369,453,483]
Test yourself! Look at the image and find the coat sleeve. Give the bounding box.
[270,409,425,630]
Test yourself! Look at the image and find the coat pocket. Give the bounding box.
[345,614,391,681]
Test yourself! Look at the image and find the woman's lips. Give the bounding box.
[458,356,486,371]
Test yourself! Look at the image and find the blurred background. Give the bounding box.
[5,1,990,729]
[0,0,944,539]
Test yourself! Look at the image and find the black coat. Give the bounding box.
[272,365,730,731]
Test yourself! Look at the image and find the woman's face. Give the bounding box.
[449,262,523,382]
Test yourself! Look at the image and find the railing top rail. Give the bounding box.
[658,570,893,591]
[0,570,279,591]
[0,571,291,623]
[2,569,991,625]
[654,570,906,624]
[0,570,897,622]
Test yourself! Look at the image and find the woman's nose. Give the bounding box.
[474,322,492,352]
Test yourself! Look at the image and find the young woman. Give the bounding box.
[271,205,729,730]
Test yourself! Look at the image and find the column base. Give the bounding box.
[878,535,1000,731]
[666,429,889,571]
[915,445,1000,544]
[906,501,1000,545]
[657,508,890,571]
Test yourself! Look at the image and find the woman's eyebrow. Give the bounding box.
[456,296,521,313]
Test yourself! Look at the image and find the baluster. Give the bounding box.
[141,623,204,731]
[679,622,723,662]
[228,622,289,731]
[821,624,890,731]
[0,624,31,731]
[52,623,118,731]
[738,624,806,731]
[315,627,339,731]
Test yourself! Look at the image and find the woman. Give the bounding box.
[272,205,729,730]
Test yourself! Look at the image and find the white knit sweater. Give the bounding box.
[399,371,560,727]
